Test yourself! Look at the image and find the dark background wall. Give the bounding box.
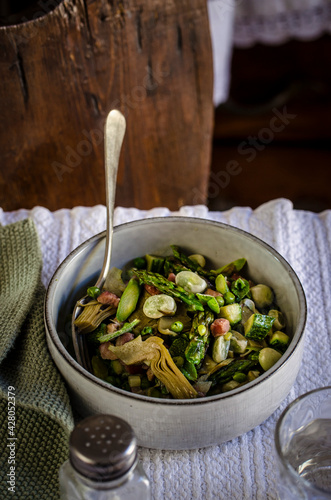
[209,35,331,212]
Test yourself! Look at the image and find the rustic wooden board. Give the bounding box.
[0,0,213,211]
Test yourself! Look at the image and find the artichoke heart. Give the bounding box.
[108,336,197,399]
[74,302,116,334]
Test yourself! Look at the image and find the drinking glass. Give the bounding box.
[275,386,331,500]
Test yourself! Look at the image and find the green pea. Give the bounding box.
[224,291,235,304]
[170,321,184,333]
[133,257,147,269]
[141,326,153,336]
[87,286,101,300]
[216,295,225,307]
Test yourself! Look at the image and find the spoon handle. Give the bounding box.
[95,110,126,289]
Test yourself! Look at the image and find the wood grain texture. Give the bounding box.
[0,0,213,211]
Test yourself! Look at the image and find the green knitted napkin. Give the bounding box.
[0,219,74,499]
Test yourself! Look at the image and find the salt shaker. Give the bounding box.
[59,414,151,500]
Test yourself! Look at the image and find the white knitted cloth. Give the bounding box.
[1,199,330,500]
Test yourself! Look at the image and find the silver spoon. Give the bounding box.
[72,109,126,371]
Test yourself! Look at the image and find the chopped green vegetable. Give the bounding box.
[224,331,232,341]
[97,319,141,343]
[230,330,248,354]
[188,254,206,268]
[219,303,242,325]
[145,254,165,273]
[233,372,247,383]
[170,245,212,280]
[212,258,246,277]
[196,293,221,313]
[247,370,260,381]
[215,274,229,294]
[185,311,214,365]
[268,309,286,330]
[216,295,225,307]
[111,359,124,375]
[250,284,274,309]
[116,278,141,322]
[212,335,230,363]
[231,278,250,300]
[259,347,282,371]
[244,313,275,341]
[175,270,207,294]
[181,360,198,381]
[206,297,220,313]
[128,374,141,388]
[186,337,205,364]
[221,380,241,392]
[143,294,177,319]
[169,336,190,358]
[210,359,257,385]
[269,331,290,352]
[223,291,236,305]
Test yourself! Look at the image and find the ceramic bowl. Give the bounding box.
[44,217,307,450]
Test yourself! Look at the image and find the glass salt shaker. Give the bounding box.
[59,414,151,500]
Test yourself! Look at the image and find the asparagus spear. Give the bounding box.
[171,246,247,282]
[185,310,214,365]
[97,319,140,343]
[171,245,214,281]
[209,359,257,386]
[132,269,204,311]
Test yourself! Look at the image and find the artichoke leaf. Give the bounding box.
[108,336,197,399]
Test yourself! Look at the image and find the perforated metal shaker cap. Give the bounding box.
[69,414,137,482]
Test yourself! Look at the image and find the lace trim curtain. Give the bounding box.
[234,0,331,47]
[208,0,331,105]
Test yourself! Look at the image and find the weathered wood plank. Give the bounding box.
[0,0,213,210]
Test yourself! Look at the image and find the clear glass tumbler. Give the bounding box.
[275,386,331,500]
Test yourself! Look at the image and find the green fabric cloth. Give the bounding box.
[0,219,74,499]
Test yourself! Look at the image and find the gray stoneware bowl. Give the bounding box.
[44,217,307,450]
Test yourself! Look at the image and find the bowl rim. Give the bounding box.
[44,216,307,406]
